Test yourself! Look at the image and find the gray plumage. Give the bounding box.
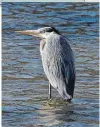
[16,27,76,100]
[40,31,75,100]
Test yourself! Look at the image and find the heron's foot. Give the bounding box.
[47,98,69,107]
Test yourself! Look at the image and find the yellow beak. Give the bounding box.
[16,30,41,37]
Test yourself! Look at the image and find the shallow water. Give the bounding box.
[2,2,99,127]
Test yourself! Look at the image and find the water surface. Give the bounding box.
[2,2,99,127]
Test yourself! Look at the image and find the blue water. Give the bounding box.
[2,2,99,127]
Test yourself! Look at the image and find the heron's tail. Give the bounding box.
[58,76,75,101]
[63,74,75,100]
[57,82,72,101]
[63,85,72,100]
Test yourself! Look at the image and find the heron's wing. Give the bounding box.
[58,36,76,97]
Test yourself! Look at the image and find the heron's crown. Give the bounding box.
[39,27,60,35]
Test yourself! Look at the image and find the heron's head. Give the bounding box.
[16,27,60,39]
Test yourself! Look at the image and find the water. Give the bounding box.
[2,2,99,127]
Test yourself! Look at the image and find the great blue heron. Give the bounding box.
[16,27,76,101]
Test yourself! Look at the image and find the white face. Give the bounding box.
[38,27,53,39]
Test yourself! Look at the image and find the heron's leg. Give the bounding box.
[48,83,51,99]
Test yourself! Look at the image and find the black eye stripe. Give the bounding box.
[40,28,52,33]
[40,27,60,35]
[46,28,53,32]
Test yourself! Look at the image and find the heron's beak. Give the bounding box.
[16,30,42,38]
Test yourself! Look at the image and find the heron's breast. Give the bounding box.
[40,39,46,54]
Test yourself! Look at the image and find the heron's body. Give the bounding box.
[40,33,75,100]
[16,27,76,101]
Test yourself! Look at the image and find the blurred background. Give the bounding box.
[2,2,99,127]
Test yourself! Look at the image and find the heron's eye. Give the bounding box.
[40,30,46,33]
[46,28,53,32]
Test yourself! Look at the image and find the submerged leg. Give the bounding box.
[48,83,51,99]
